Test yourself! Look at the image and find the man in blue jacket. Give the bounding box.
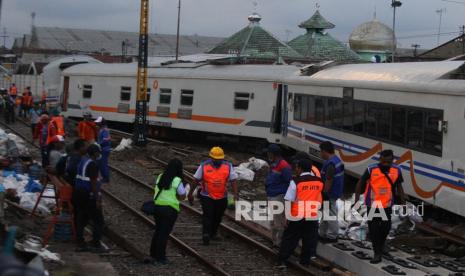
[265,144,292,248]
[95,116,111,183]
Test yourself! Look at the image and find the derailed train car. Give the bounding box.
[47,56,465,217]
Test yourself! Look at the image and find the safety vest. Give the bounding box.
[311,165,321,178]
[202,160,230,200]
[154,174,182,212]
[78,121,97,142]
[75,157,100,193]
[291,174,324,219]
[364,165,400,208]
[9,86,17,96]
[46,116,65,144]
[321,155,345,199]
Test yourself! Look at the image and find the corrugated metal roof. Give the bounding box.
[26,26,224,56]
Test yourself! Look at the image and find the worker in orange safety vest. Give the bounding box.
[46,109,66,145]
[188,146,238,245]
[354,149,406,264]
[276,158,323,269]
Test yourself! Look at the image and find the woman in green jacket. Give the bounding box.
[150,158,186,265]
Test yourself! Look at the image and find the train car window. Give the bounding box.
[307,96,316,123]
[146,88,151,102]
[234,92,250,110]
[342,100,353,131]
[407,109,424,148]
[180,90,194,106]
[333,98,343,129]
[365,105,377,137]
[353,102,365,133]
[294,94,302,121]
[315,97,325,125]
[301,95,308,121]
[120,86,131,101]
[424,110,443,154]
[391,107,406,144]
[83,85,92,99]
[324,98,333,127]
[377,107,391,140]
[159,89,171,104]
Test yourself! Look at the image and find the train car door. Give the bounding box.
[62,76,69,111]
[271,83,288,136]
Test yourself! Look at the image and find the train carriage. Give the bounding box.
[284,61,465,217]
[61,58,298,142]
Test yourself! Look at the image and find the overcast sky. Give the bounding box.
[2,0,465,50]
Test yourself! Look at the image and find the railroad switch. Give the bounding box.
[390,258,417,269]
[407,256,438,267]
[333,243,354,251]
[351,241,371,250]
[352,251,371,260]
[435,259,465,272]
[382,265,406,275]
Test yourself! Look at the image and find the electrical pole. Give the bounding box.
[461,25,465,55]
[411,44,420,58]
[175,0,181,61]
[1,28,7,48]
[436,8,446,45]
[133,0,149,146]
[391,0,402,63]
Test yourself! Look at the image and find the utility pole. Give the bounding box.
[461,25,465,55]
[175,0,181,61]
[436,8,446,45]
[411,44,420,58]
[133,0,149,146]
[0,28,7,48]
[391,0,402,63]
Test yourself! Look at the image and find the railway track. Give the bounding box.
[1,118,334,275]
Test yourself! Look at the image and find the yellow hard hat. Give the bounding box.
[209,146,225,160]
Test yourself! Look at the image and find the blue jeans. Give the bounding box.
[99,150,110,183]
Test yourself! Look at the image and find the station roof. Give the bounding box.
[208,13,303,60]
[16,26,224,57]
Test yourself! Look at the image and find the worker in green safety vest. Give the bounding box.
[149,158,187,265]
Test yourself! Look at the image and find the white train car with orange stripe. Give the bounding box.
[50,56,465,217]
[60,56,297,143]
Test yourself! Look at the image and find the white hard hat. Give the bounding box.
[94,116,104,123]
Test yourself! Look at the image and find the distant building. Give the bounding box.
[208,13,303,62]
[288,10,361,62]
[12,26,224,58]
[349,16,395,63]
[418,33,465,61]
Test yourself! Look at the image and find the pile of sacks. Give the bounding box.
[333,195,424,241]
[234,157,268,181]
[0,128,30,157]
[1,171,55,215]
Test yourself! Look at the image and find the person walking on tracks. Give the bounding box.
[188,146,238,245]
[354,149,406,264]
[3,94,15,124]
[318,141,345,243]
[78,112,97,143]
[149,158,186,265]
[29,103,41,137]
[33,114,50,167]
[74,144,107,253]
[95,116,111,183]
[265,144,292,248]
[276,158,323,269]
